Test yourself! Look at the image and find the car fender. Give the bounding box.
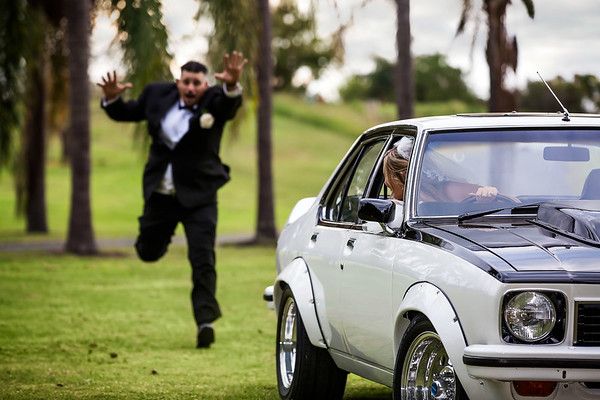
[395,282,494,398]
[274,257,327,349]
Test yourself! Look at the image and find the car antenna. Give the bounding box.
[536,71,570,122]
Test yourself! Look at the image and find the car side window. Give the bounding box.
[339,141,385,223]
[372,135,414,201]
[323,140,386,223]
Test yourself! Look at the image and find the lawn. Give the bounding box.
[0,246,392,399]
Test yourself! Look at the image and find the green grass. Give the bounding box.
[0,246,391,399]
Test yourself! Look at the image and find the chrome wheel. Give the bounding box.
[278,296,297,390]
[401,331,457,400]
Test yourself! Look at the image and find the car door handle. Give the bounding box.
[346,238,356,249]
[310,232,319,242]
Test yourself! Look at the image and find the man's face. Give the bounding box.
[176,70,208,107]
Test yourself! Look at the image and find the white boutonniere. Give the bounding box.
[200,113,215,129]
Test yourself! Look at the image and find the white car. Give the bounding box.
[267,113,600,400]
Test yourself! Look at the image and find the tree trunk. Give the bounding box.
[24,57,48,233]
[485,0,516,112]
[65,0,97,254]
[394,0,414,119]
[255,0,277,244]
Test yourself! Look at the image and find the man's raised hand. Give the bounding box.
[97,71,133,101]
[214,51,248,88]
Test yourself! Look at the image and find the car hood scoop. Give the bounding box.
[536,201,600,244]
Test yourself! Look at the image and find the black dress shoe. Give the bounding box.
[196,326,215,348]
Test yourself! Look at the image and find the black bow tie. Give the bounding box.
[178,102,198,111]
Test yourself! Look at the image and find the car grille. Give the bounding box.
[575,302,600,346]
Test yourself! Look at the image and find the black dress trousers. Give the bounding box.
[135,192,222,326]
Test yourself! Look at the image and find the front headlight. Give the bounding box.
[504,291,556,342]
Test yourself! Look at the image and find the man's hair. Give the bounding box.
[181,61,208,74]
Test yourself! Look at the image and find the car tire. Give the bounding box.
[276,287,347,400]
[393,316,469,400]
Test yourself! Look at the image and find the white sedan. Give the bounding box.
[266,113,600,400]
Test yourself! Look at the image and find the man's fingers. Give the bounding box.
[112,70,117,82]
[101,76,108,84]
[122,82,133,89]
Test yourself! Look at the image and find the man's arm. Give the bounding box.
[97,71,147,122]
[209,51,247,121]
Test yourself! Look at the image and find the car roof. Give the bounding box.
[364,113,600,135]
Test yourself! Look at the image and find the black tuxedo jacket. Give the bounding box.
[102,82,242,208]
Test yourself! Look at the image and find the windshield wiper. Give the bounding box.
[457,202,542,222]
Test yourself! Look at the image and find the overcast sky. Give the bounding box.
[91,0,600,101]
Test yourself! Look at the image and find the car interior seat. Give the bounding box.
[581,169,600,199]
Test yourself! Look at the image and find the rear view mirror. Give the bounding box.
[543,145,590,162]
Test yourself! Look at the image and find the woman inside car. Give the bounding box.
[382,136,499,202]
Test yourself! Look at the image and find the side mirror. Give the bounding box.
[358,198,395,223]
[358,199,404,234]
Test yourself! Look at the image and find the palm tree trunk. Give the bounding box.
[255,0,277,243]
[24,59,48,233]
[485,0,516,112]
[65,0,97,254]
[394,0,414,119]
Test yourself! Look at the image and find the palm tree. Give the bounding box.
[197,1,278,244]
[63,0,173,254]
[457,0,534,111]
[65,0,97,254]
[1,1,55,233]
[394,0,414,119]
[255,0,277,243]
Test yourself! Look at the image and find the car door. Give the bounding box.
[303,137,388,353]
[340,135,412,369]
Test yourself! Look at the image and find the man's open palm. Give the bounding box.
[214,51,248,86]
[97,71,133,101]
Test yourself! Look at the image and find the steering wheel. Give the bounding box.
[460,193,519,205]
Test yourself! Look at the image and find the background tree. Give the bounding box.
[65,0,96,254]
[394,0,413,118]
[256,0,276,243]
[104,0,173,99]
[457,0,534,111]
[197,0,280,243]
[0,0,69,233]
[340,54,478,104]
[272,0,337,91]
[520,74,600,113]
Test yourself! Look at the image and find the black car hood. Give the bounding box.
[414,202,600,281]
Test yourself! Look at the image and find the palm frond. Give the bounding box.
[455,0,473,36]
[0,0,28,169]
[521,0,535,19]
[110,0,173,98]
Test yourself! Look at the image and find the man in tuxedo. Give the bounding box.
[97,51,247,348]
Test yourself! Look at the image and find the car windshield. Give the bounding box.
[416,128,600,217]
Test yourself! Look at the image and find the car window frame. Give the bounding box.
[318,132,392,228]
[365,130,419,202]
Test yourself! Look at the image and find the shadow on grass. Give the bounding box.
[344,389,393,400]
